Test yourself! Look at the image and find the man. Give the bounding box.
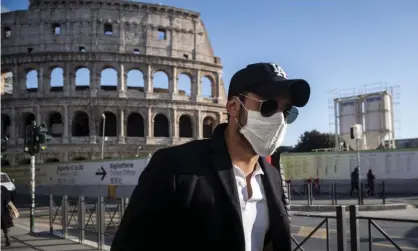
[111,63,310,251]
[1,185,14,247]
[350,167,360,196]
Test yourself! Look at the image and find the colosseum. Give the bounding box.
[1,0,228,167]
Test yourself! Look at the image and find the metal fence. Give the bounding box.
[47,194,417,251]
[287,181,388,206]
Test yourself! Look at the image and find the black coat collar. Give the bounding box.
[208,124,287,250]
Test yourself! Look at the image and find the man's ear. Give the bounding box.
[226,97,239,120]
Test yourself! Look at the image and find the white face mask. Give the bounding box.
[236,100,288,157]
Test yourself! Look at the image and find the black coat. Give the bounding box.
[111,123,291,251]
[1,186,14,230]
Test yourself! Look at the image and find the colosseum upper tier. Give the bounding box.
[1,0,228,166]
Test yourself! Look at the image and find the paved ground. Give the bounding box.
[0,225,97,250]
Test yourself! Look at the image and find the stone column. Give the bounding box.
[192,19,198,60]
[63,105,69,143]
[90,65,97,97]
[37,67,44,96]
[118,108,126,144]
[12,65,20,98]
[119,20,126,52]
[196,110,203,139]
[146,108,152,137]
[89,112,97,144]
[171,108,178,139]
[36,106,41,125]
[118,64,127,98]
[144,65,152,94]
[215,72,222,102]
[43,69,51,95]
[192,70,201,101]
[169,67,178,96]
[68,113,73,143]
[64,62,71,97]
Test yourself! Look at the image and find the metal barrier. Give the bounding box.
[48,195,128,249]
[292,206,347,251]
[287,181,387,206]
[47,194,415,250]
[349,205,418,251]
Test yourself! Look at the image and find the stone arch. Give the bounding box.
[75,67,90,91]
[19,158,31,165]
[44,158,60,163]
[26,69,38,92]
[20,112,36,138]
[50,67,64,91]
[98,111,117,137]
[48,112,63,137]
[101,67,117,91]
[1,159,10,167]
[72,111,90,137]
[127,113,145,137]
[127,69,144,92]
[201,75,214,98]
[1,114,11,137]
[178,73,192,96]
[179,114,193,138]
[72,156,87,161]
[203,116,215,138]
[153,113,169,137]
[153,71,169,93]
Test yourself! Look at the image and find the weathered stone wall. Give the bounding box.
[1,0,228,166]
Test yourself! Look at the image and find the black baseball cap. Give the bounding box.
[228,63,311,107]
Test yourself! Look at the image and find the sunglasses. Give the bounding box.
[238,94,299,124]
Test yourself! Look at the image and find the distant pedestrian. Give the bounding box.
[350,167,359,196]
[1,185,14,247]
[314,176,321,195]
[367,169,375,196]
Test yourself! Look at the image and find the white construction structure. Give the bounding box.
[329,84,399,151]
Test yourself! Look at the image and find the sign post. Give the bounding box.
[24,121,52,233]
[351,124,363,205]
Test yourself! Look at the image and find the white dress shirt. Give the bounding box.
[233,164,270,251]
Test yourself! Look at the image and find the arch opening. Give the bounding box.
[127,113,145,137]
[203,117,215,138]
[101,68,117,91]
[178,73,192,96]
[20,113,35,138]
[153,71,169,93]
[50,67,64,92]
[201,76,213,98]
[49,112,63,137]
[72,111,90,137]
[98,112,117,137]
[45,158,60,163]
[127,69,144,92]
[154,114,169,137]
[1,114,11,137]
[179,115,193,138]
[75,67,90,91]
[26,70,38,92]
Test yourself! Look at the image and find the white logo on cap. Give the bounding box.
[270,63,287,79]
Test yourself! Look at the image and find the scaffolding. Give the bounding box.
[328,83,400,151]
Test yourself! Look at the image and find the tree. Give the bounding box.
[293,130,335,152]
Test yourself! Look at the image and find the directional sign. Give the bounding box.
[96,167,107,181]
[34,157,151,186]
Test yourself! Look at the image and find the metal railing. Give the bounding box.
[48,195,128,249]
[47,194,417,250]
[287,181,387,206]
[291,206,347,251]
[349,205,418,251]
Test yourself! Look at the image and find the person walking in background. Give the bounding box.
[367,169,375,196]
[1,185,14,247]
[350,167,359,197]
[314,176,321,195]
